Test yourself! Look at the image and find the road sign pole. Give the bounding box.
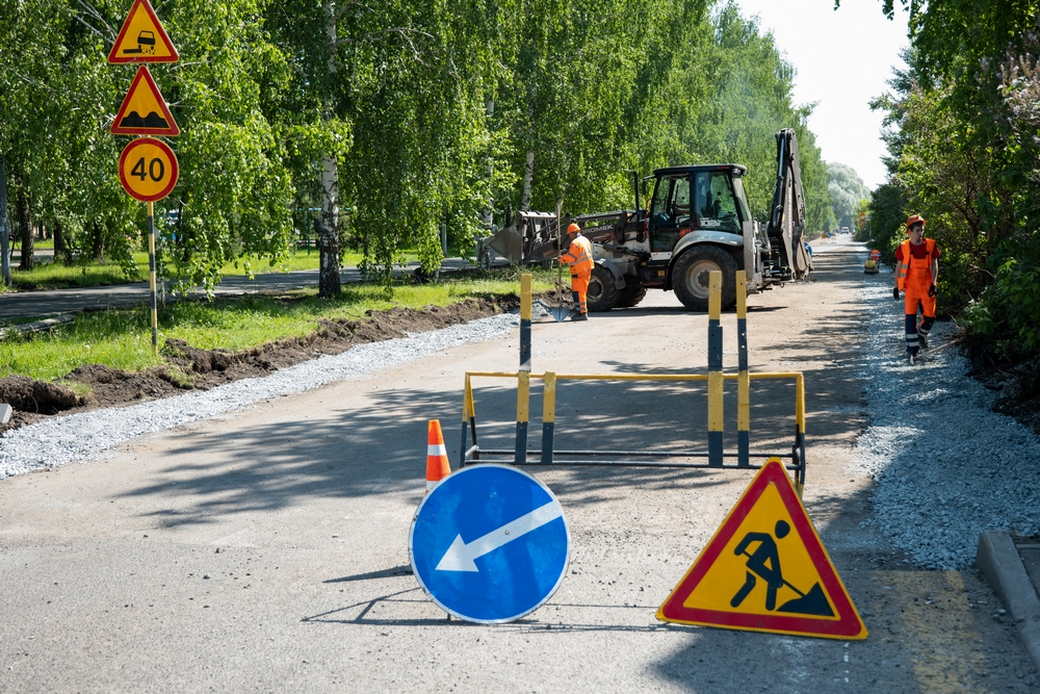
[147,200,158,353]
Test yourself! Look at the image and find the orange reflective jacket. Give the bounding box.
[896,239,936,292]
[561,235,594,275]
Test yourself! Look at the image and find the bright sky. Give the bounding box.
[733,0,910,189]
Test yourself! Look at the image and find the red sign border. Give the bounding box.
[118,137,179,202]
[107,0,180,64]
[657,459,868,639]
[111,65,180,137]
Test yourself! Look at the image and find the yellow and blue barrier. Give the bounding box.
[458,272,807,490]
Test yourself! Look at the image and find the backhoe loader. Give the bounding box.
[485,128,813,311]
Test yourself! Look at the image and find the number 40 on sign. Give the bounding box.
[118,137,178,202]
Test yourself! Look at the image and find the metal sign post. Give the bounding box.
[147,201,158,350]
[108,1,179,355]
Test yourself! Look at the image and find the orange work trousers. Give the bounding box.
[571,272,590,315]
[904,280,936,355]
[904,285,936,318]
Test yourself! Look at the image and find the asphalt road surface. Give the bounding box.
[0,242,1036,692]
[0,258,494,321]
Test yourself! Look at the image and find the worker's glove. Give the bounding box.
[928,284,936,297]
[892,287,900,300]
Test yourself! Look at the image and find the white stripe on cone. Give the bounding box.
[427,443,448,457]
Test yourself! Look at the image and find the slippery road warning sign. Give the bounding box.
[657,458,867,639]
[111,65,180,136]
[107,0,179,63]
[410,464,569,623]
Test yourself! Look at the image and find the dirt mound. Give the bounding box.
[0,375,86,415]
[0,294,518,433]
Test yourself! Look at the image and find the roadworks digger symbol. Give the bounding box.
[729,520,833,616]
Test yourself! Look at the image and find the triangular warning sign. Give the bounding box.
[111,65,180,136]
[657,458,867,640]
[107,0,179,63]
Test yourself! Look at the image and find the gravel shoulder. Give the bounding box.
[852,270,1040,569]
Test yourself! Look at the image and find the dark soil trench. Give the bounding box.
[0,294,527,432]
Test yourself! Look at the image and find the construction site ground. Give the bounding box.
[1,240,1038,692]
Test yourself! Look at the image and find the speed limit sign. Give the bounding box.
[118,137,179,201]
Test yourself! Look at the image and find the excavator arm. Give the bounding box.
[764,129,813,280]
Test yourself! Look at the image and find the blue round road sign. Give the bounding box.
[410,464,570,623]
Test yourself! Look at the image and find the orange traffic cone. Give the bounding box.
[425,419,452,492]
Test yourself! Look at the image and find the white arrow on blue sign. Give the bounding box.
[409,464,570,623]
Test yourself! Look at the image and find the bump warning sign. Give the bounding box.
[657,458,867,640]
[111,65,179,136]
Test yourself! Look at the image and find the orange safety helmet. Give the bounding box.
[566,222,581,235]
[905,214,926,230]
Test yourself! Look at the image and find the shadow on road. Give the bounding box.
[113,242,1038,689]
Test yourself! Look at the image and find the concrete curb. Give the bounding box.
[977,531,1040,673]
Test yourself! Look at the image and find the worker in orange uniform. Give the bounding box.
[560,222,594,321]
[893,214,940,363]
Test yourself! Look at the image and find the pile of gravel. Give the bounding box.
[852,281,1040,569]
[0,313,518,480]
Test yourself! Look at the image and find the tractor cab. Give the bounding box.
[640,164,762,290]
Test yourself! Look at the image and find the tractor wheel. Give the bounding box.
[672,246,737,311]
[586,265,619,312]
[615,282,647,308]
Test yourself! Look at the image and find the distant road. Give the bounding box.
[0,258,501,321]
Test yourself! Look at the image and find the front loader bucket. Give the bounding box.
[488,224,525,264]
[485,211,562,265]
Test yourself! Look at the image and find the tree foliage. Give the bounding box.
[857,0,1039,364]
[827,163,869,231]
[1,0,836,291]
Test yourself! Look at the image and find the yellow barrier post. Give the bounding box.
[540,371,557,464]
[459,373,477,464]
[520,273,532,372]
[707,271,724,466]
[736,271,750,467]
[515,273,533,464]
[515,370,530,465]
[794,372,807,495]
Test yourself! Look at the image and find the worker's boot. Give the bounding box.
[568,290,583,319]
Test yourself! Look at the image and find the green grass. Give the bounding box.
[0,248,425,292]
[2,253,149,291]
[0,272,554,382]
[217,248,422,275]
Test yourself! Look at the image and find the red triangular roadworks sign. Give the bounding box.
[111,65,180,136]
[656,458,867,640]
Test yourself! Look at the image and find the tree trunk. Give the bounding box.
[89,222,104,260]
[481,98,495,230]
[54,220,67,264]
[0,156,10,285]
[520,149,535,211]
[16,189,33,271]
[318,0,342,298]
